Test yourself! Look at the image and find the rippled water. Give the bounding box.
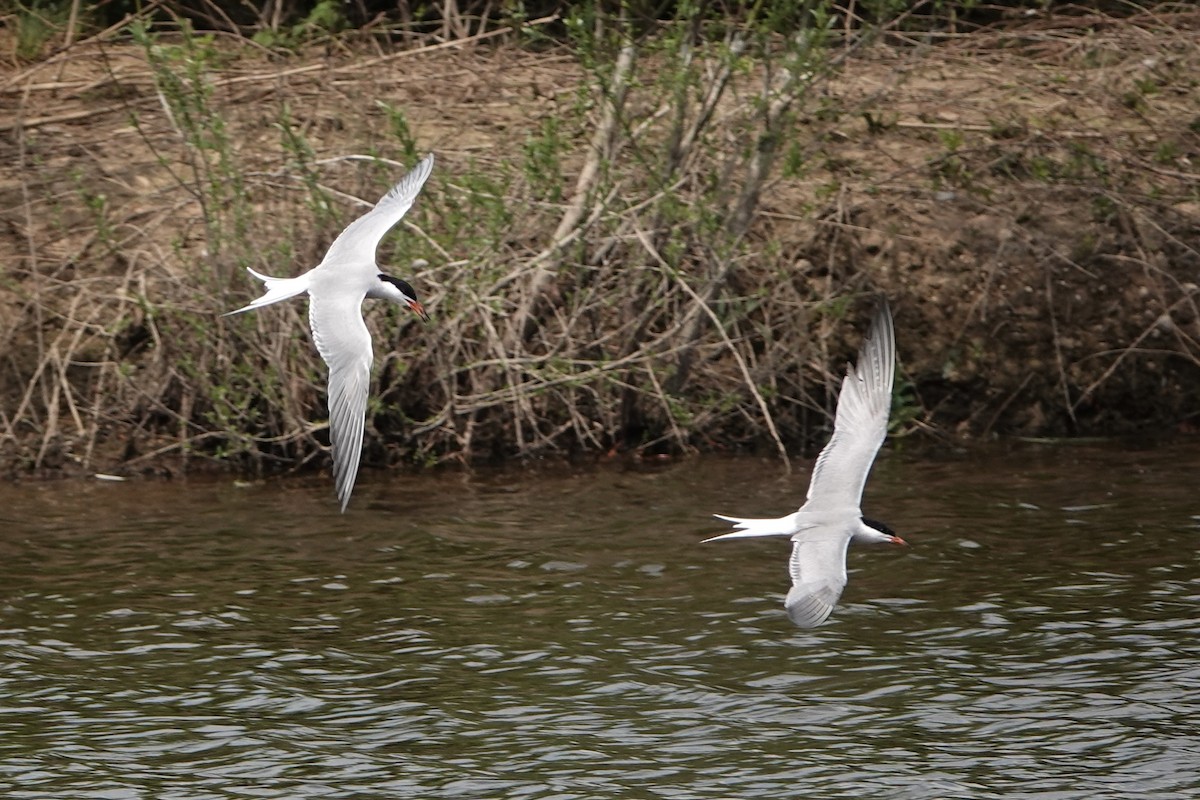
[2,441,1199,798]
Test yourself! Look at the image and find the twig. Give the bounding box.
[505,30,637,348]
[1044,270,1076,426]
[634,227,790,470]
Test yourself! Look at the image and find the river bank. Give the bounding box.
[2,6,1198,478]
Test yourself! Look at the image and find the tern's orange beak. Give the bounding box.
[890,535,908,546]
[408,300,430,324]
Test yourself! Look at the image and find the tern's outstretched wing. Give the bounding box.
[785,536,851,628]
[803,302,895,513]
[308,292,373,512]
[320,154,435,270]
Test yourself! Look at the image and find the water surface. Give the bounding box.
[2,442,1199,798]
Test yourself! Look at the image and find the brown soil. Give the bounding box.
[2,11,1199,478]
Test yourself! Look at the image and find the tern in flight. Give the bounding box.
[226,154,434,512]
[705,300,906,627]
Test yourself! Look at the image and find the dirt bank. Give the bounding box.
[1,9,1198,478]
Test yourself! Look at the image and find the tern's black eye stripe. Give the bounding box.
[862,517,897,537]
[378,274,418,300]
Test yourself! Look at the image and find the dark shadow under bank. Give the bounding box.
[7,427,1200,488]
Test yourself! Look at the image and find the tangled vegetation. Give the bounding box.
[2,1,1198,479]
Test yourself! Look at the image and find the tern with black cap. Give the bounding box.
[225,154,435,512]
[705,300,907,627]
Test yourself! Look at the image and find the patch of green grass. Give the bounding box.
[523,116,567,202]
[10,0,77,61]
[69,168,115,254]
[377,101,422,163]
[132,18,252,277]
[251,0,345,51]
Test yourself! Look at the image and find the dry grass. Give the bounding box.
[1,4,1199,480]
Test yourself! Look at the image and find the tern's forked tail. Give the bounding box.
[223,268,310,316]
[703,513,798,542]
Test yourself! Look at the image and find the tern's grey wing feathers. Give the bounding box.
[803,302,895,511]
[308,292,373,512]
[785,536,851,627]
[320,154,435,270]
